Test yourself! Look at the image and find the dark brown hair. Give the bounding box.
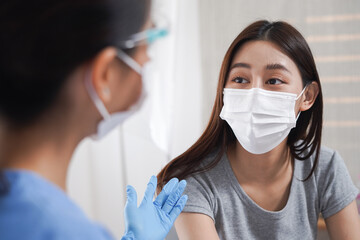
[157,20,323,188]
[0,0,149,126]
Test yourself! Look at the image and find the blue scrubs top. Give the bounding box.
[0,170,114,240]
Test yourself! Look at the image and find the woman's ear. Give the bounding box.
[91,47,118,103]
[299,81,319,111]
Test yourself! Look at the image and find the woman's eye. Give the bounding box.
[232,77,249,84]
[267,78,284,85]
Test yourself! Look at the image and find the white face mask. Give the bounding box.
[219,87,307,154]
[85,49,150,140]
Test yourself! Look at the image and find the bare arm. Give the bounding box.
[174,213,220,240]
[325,200,360,240]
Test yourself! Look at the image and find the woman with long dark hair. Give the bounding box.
[158,20,360,239]
[0,1,187,239]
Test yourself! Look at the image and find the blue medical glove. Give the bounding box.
[121,176,188,240]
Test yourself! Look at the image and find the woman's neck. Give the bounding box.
[227,139,293,185]
[1,120,85,191]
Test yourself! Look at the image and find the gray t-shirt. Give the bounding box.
[182,146,359,240]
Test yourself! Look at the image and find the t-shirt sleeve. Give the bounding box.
[182,175,215,222]
[318,150,359,219]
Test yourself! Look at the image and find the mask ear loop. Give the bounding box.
[295,83,310,121]
[117,49,142,75]
[84,67,111,120]
[295,84,309,100]
[85,50,143,121]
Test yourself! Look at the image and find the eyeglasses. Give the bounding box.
[120,27,169,49]
[120,12,170,49]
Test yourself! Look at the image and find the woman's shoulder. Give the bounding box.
[185,149,226,181]
[310,146,359,218]
[296,145,337,171]
[317,145,337,162]
[182,149,228,194]
[294,144,348,184]
[181,150,227,221]
[300,144,356,194]
[316,145,344,174]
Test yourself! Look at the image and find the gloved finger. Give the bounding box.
[162,180,187,214]
[169,195,188,223]
[141,176,157,205]
[125,185,137,208]
[154,178,178,207]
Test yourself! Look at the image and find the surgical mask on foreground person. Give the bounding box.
[0,1,187,240]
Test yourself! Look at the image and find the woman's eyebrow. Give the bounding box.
[230,62,251,70]
[265,63,291,74]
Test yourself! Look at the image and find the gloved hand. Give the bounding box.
[121,176,188,240]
